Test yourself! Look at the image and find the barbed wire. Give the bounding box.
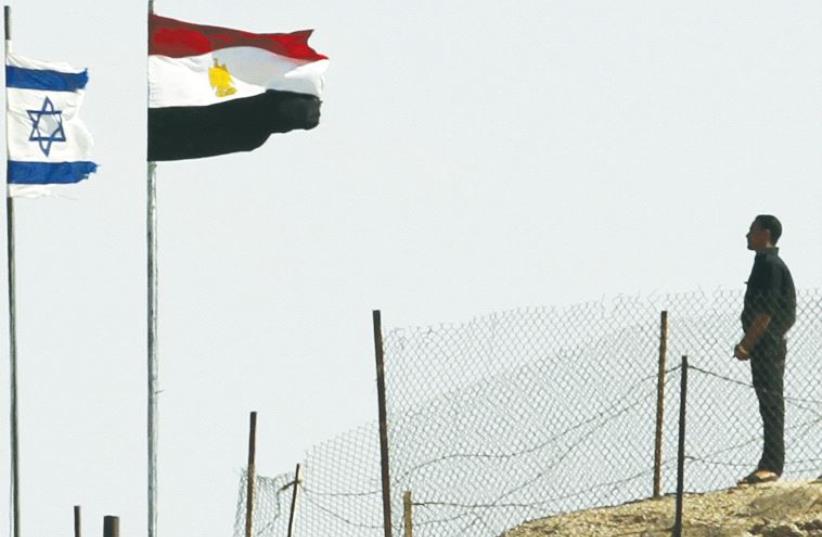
[413,468,659,511]
[686,455,822,470]
[684,414,822,463]
[298,484,384,530]
[392,368,678,482]
[299,486,381,498]
[688,364,822,407]
[468,388,657,504]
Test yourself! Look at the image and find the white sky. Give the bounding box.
[1,1,821,536]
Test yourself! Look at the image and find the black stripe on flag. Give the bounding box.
[148,90,321,161]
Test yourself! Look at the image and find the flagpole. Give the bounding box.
[3,6,22,537]
[147,161,158,537]
[147,2,159,537]
[3,5,21,537]
[146,158,158,537]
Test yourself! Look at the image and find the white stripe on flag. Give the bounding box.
[8,184,84,199]
[149,46,328,108]
[7,52,85,74]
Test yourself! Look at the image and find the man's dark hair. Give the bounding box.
[754,214,783,244]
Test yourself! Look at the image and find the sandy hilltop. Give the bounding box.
[503,480,822,537]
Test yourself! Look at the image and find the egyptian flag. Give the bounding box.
[148,14,328,161]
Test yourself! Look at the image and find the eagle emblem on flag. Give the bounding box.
[208,59,237,98]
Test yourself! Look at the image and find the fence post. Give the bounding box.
[74,506,81,537]
[103,516,119,537]
[286,463,302,537]
[373,310,393,537]
[673,355,688,537]
[653,310,668,498]
[403,491,413,537]
[245,411,258,537]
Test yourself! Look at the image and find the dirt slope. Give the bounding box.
[504,480,822,537]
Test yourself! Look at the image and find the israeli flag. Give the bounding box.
[5,53,97,197]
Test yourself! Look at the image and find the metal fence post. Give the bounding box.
[373,310,393,537]
[653,310,668,498]
[673,355,688,537]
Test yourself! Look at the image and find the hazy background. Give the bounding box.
[1,1,821,536]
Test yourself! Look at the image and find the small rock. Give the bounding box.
[802,520,822,531]
[760,523,805,537]
[751,522,768,534]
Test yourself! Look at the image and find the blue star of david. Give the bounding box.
[27,96,67,157]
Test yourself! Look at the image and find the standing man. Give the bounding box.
[734,215,796,484]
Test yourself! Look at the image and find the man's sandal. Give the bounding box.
[738,470,779,485]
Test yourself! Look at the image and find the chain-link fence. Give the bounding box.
[234,422,384,537]
[235,288,822,537]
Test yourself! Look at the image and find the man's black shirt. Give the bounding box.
[742,247,796,345]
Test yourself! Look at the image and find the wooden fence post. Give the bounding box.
[286,463,302,537]
[245,411,258,537]
[403,491,413,537]
[73,506,81,537]
[653,310,668,498]
[103,516,119,537]
[373,310,393,537]
[673,356,688,537]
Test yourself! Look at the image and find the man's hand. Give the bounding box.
[736,313,770,361]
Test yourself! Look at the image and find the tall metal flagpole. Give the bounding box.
[3,6,21,537]
[146,2,159,537]
[147,159,158,537]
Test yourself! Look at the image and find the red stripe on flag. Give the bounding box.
[149,14,327,61]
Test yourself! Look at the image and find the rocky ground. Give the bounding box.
[503,480,822,537]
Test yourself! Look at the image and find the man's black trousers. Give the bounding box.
[750,338,786,475]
